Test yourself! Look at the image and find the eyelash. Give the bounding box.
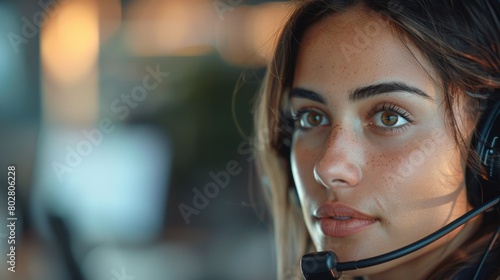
[367,103,414,134]
[290,103,414,134]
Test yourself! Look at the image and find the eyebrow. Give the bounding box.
[289,88,326,103]
[350,82,433,102]
[290,82,433,103]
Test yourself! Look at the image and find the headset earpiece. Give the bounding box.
[466,99,500,208]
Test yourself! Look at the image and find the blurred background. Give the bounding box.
[0,0,295,279]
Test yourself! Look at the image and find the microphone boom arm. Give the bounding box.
[301,196,500,279]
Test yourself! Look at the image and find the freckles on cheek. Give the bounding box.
[368,143,425,195]
[369,152,405,190]
[371,138,463,208]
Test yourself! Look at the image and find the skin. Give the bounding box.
[289,7,481,280]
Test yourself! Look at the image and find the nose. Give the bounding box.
[313,124,363,189]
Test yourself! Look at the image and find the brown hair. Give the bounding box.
[254,0,500,279]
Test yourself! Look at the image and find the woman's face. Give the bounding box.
[290,8,477,278]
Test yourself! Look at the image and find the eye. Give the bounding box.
[369,103,413,131]
[294,110,330,129]
[373,111,408,127]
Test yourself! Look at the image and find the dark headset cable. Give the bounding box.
[473,224,500,280]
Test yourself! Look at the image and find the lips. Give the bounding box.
[314,203,377,237]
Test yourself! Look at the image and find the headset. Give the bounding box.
[301,97,500,280]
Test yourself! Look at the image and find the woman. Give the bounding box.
[253,0,500,279]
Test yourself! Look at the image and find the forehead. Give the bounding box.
[293,7,440,96]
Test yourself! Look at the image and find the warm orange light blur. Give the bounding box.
[214,2,294,66]
[245,3,293,62]
[41,0,100,85]
[40,0,122,125]
[125,0,215,57]
[124,0,293,65]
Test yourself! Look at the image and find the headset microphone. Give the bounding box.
[302,98,500,280]
[301,196,499,280]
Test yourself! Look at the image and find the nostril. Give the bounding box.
[330,178,351,187]
[331,178,346,184]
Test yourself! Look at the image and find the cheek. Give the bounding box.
[369,131,468,217]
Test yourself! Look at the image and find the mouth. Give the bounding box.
[314,203,378,237]
[331,216,353,220]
